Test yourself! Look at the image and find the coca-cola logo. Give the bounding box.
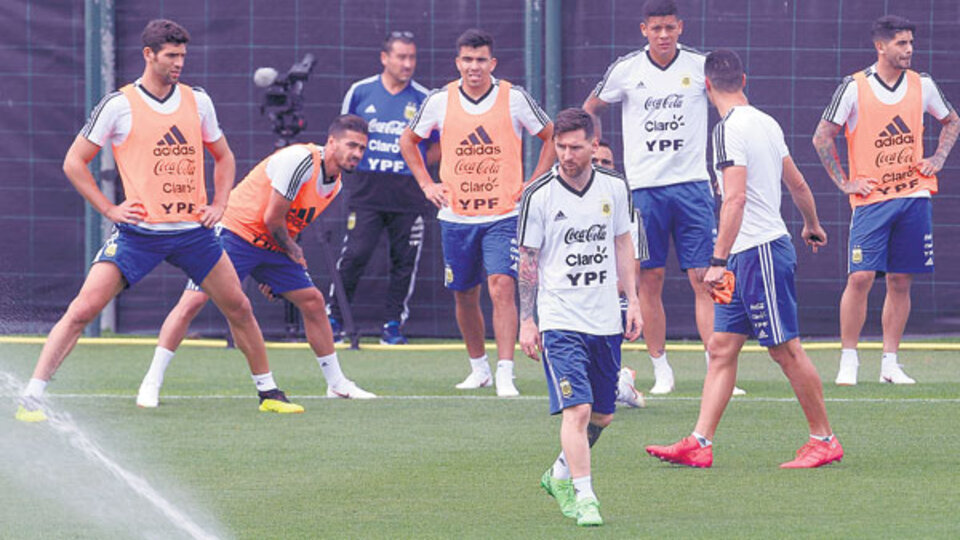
[644,93,684,111]
[153,158,197,176]
[564,224,607,244]
[874,146,915,169]
[453,157,501,176]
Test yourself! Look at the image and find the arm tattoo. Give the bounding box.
[812,120,849,191]
[270,224,298,253]
[518,246,540,321]
[933,110,960,164]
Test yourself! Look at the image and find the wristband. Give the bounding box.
[709,256,728,268]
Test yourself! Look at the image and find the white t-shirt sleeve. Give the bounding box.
[341,82,358,115]
[266,145,315,200]
[510,86,550,136]
[194,89,223,143]
[921,75,953,120]
[821,76,857,127]
[714,117,748,170]
[409,89,445,138]
[518,190,545,249]
[593,58,629,104]
[79,91,127,147]
[613,179,632,237]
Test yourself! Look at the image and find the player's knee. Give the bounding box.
[64,298,100,327]
[219,294,254,323]
[768,339,802,366]
[846,271,874,291]
[295,289,327,314]
[591,413,613,428]
[886,273,912,294]
[706,335,737,365]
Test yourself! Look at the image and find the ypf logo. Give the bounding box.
[874,116,914,148]
[455,125,502,156]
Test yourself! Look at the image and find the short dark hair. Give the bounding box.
[705,49,745,93]
[871,15,916,43]
[141,19,190,53]
[598,139,612,150]
[456,28,494,54]
[328,114,369,138]
[553,108,595,141]
[383,31,415,54]
[642,0,679,19]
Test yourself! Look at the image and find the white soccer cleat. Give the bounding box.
[649,364,675,395]
[136,381,161,408]
[455,369,492,390]
[616,367,645,408]
[495,369,520,397]
[732,386,747,396]
[880,364,916,385]
[835,357,859,386]
[327,379,378,399]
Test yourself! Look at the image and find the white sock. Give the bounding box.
[841,348,859,365]
[496,360,514,374]
[23,378,47,398]
[811,433,834,443]
[252,371,277,392]
[316,353,345,387]
[651,352,669,370]
[572,475,596,501]
[469,355,490,373]
[881,352,898,371]
[552,452,571,480]
[144,346,175,386]
[692,431,712,448]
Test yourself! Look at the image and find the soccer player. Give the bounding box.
[327,31,438,345]
[16,19,300,422]
[399,28,556,397]
[519,108,641,526]
[645,49,842,469]
[135,115,377,408]
[584,0,745,396]
[813,15,959,386]
[592,139,615,169]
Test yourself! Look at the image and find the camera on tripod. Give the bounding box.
[254,54,317,147]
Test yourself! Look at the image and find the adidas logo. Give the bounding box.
[456,125,501,156]
[153,125,196,156]
[635,81,646,89]
[875,115,914,148]
[757,329,768,339]
[364,104,377,114]
[554,211,567,222]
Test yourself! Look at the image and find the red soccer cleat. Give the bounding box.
[780,437,844,469]
[645,436,713,468]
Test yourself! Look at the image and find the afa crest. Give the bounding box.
[559,378,573,398]
[444,266,454,286]
[600,199,612,216]
[851,246,863,264]
[681,75,692,88]
[404,102,418,120]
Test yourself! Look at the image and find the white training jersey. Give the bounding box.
[712,105,790,254]
[80,79,223,148]
[593,44,709,190]
[821,65,953,200]
[518,165,633,335]
[409,77,550,224]
[266,145,338,201]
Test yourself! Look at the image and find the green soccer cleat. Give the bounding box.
[575,497,603,527]
[257,389,305,414]
[540,468,576,518]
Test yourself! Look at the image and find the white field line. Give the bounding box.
[28,394,960,404]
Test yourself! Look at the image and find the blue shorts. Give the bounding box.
[186,229,314,294]
[94,224,222,287]
[633,180,716,270]
[714,236,799,347]
[541,330,623,415]
[440,216,518,291]
[848,197,933,275]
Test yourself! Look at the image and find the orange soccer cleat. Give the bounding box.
[780,437,844,469]
[645,436,713,468]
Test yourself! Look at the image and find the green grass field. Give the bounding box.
[1,339,958,539]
